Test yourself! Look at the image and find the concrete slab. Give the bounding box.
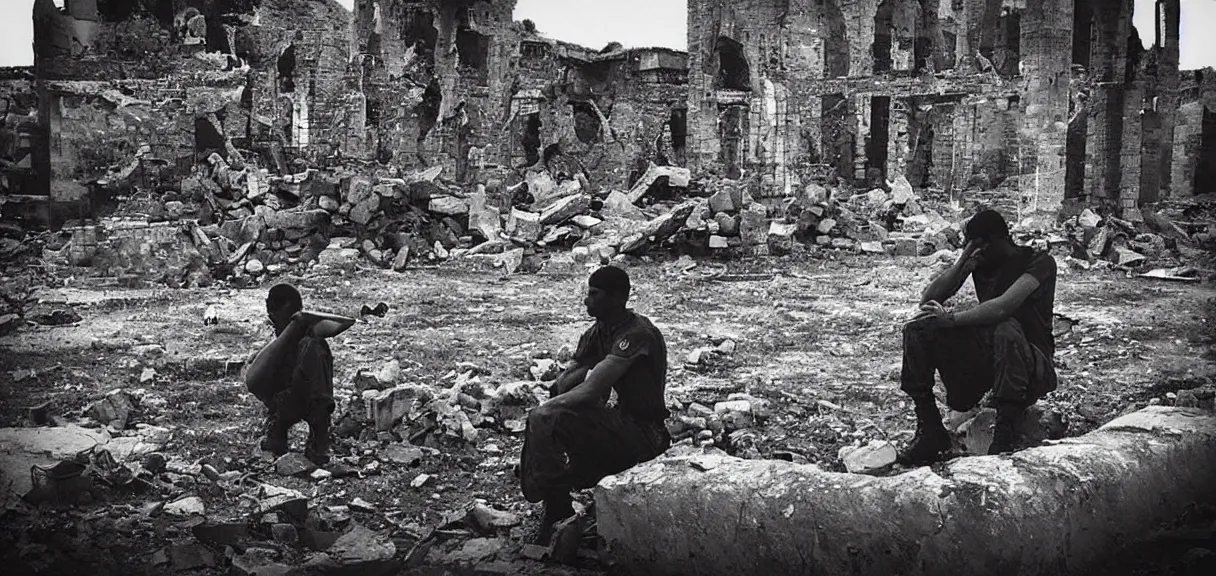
[595,406,1216,576]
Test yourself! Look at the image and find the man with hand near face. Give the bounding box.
[897,209,1059,465]
[518,266,671,544]
[244,284,355,465]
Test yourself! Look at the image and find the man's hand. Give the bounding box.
[906,300,955,329]
[957,240,985,274]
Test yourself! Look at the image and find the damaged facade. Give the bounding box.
[685,0,1203,223]
[347,0,689,191]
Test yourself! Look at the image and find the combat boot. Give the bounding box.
[304,409,332,466]
[896,398,951,466]
[259,410,289,456]
[987,403,1025,455]
[532,492,576,546]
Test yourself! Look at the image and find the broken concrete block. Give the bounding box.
[817,218,837,235]
[714,212,739,236]
[839,440,898,474]
[893,237,918,256]
[1077,209,1102,229]
[315,524,397,573]
[350,198,380,226]
[890,176,915,204]
[540,194,591,225]
[429,196,470,216]
[231,548,291,576]
[571,215,602,229]
[739,204,768,246]
[276,453,317,477]
[525,171,561,208]
[346,177,374,205]
[468,503,522,533]
[318,196,340,211]
[626,162,691,203]
[246,259,265,275]
[87,389,135,429]
[444,537,504,564]
[366,384,433,431]
[1112,246,1146,267]
[708,188,735,215]
[391,245,410,271]
[767,222,798,254]
[602,190,646,220]
[164,496,206,516]
[596,407,1216,576]
[381,444,423,466]
[506,209,543,242]
[860,241,885,254]
[620,202,696,254]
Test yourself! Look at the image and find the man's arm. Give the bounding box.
[549,364,591,398]
[920,241,982,305]
[944,273,1041,327]
[545,355,635,410]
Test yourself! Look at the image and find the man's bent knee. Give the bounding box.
[991,318,1026,346]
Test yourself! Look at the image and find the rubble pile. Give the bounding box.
[1059,203,1212,278]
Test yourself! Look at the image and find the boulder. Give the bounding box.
[429,196,470,216]
[506,209,543,243]
[626,162,691,203]
[540,194,591,225]
[366,385,434,431]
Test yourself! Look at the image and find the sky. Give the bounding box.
[0,0,1213,70]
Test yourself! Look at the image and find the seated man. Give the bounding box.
[244,284,353,465]
[898,209,1059,465]
[519,266,672,544]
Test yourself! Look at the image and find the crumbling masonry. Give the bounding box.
[0,0,1212,232]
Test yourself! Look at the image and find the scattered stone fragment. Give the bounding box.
[168,541,216,570]
[164,496,205,516]
[311,468,333,481]
[839,440,898,474]
[519,544,550,561]
[468,503,521,533]
[231,547,291,576]
[382,444,424,466]
[246,258,265,275]
[86,389,135,429]
[411,473,431,488]
[272,523,299,544]
[548,515,584,564]
[275,453,318,477]
[444,537,504,564]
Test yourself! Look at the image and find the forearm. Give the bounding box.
[549,365,590,397]
[944,299,1010,328]
[921,264,967,305]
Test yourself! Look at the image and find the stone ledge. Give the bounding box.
[594,406,1216,576]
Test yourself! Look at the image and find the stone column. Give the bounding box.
[1017,0,1073,223]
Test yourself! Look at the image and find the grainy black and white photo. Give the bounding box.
[0,0,1214,574]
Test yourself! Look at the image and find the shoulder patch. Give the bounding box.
[618,338,630,351]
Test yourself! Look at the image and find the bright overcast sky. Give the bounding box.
[0,0,1213,69]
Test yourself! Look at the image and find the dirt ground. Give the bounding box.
[2,250,1214,575]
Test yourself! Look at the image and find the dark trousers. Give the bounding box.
[901,318,1057,411]
[519,403,670,504]
[248,372,334,429]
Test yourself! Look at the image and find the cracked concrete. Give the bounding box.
[595,406,1216,576]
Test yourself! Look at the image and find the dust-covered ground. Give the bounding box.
[1,251,1214,576]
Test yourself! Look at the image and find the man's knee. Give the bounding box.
[991,318,1026,347]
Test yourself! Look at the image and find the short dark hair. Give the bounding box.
[267,283,302,313]
[588,266,630,298]
[964,209,1010,243]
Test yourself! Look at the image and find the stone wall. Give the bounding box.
[349,0,689,191]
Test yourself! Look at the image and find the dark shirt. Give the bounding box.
[572,311,670,423]
[971,246,1058,357]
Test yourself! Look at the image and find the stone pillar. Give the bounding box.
[1017,0,1072,223]
[1119,78,1144,220]
[888,99,911,177]
[854,94,871,183]
[1153,0,1181,200]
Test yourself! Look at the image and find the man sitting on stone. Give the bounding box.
[519,266,672,544]
[897,209,1059,465]
[244,283,354,465]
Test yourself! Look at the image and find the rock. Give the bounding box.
[839,440,898,474]
[620,202,695,254]
[86,389,135,429]
[817,218,837,235]
[168,541,216,570]
[319,196,340,211]
[860,241,885,254]
[276,453,318,476]
[468,503,522,533]
[272,523,299,544]
[1112,246,1146,267]
[708,235,729,249]
[525,171,560,208]
[893,237,917,256]
[246,258,265,275]
[355,360,400,392]
[164,496,206,516]
[1077,208,1102,229]
[540,194,591,225]
[350,198,379,225]
[739,203,768,246]
[322,525,398,573]
[469,188,503,241]
[445,537,504,564]
[429,196,470,216]
[1087,226,1111,258]
[319,245,361,269]
[311,468,333,481]
[506,209,543,242]
[530,358,559,381]
[367,385,433,431]
[767,222,798,254]
[708,188,736,214]
[626,162,691,203]
[231,548,292,576]
[890,176,915,204]
[192,521,251,548]
[601,190,645,221]
[571,215,602,229]
[263,209,330,238]
[381,444,423,466]
[548,514,585,564]
[410,473,431,488]
[391,245,410,271]
[714,213,740,236]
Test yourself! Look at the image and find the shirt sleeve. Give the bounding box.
[1024,252,1057,286]
[608,327,653,360]
[572,325,598,365]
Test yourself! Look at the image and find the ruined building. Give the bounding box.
[685,0,1206,223]
[1,0,1212,232]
